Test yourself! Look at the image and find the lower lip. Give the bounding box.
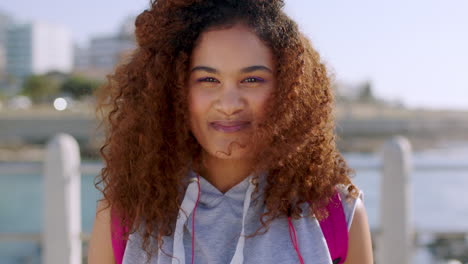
[210,122,251,133]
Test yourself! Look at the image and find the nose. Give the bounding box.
[214,83,245,116]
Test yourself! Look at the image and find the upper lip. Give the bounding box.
[210,120,251,126]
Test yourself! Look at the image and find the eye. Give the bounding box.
[197,77,219,83]
[242,77,264,83]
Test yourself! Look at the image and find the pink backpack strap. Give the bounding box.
[318,190,349,264]
[111,207,129,264]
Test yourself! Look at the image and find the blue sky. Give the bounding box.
[1,0,467,110]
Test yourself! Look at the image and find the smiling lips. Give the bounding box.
[210,120,251,133]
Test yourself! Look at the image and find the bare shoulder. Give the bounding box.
[87,199,116,264]
[343,197,374,264]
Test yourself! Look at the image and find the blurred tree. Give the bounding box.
[0,89,5,101]
[358,81,375,103]
[21,74,61,103]
[61,76,103,99]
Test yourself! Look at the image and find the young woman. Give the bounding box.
[88,0,373,263]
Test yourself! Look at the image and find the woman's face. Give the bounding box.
[188,23,276,160]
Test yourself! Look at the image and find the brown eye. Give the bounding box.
[242,77,264,83]
[197,77,219,83]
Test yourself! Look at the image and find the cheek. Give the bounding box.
[250,87,274,118]
[188,90,208,129]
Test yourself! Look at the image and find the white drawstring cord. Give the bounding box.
[157,176,200,264]
[229,177,255,264]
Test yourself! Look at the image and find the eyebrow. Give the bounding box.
[190,65,273,74]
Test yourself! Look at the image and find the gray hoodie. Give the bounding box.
[122,169,363,264]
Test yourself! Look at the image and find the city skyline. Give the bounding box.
[1,0,467,110]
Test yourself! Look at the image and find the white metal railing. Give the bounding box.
[1,133,467,264]
[0,161,103,175]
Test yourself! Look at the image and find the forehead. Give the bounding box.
[190,24,275,71]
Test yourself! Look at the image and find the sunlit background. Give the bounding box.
[0,1,467,263]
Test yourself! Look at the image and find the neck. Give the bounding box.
[194,150,253,193]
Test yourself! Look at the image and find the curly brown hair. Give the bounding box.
[94,0,359,260]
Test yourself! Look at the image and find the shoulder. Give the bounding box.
[87,199,116,264]
[335,185,374,264]
[335,184,364,231]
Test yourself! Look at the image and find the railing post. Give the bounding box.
[377,135,413,264]
[43,133,82,264]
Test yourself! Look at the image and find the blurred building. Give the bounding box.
[73,44,90,70]
[88,34,134,69]
[73,16,136,79]
[6,21,73,80]
[0,11,13,82]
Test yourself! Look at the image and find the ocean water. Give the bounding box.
[0,143,467,263]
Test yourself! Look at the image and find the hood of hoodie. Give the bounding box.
[186,168,268,209]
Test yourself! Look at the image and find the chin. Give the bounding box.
[209,145,252,160]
